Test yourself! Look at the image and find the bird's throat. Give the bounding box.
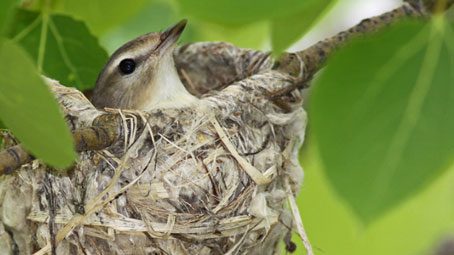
[142,56,198,111]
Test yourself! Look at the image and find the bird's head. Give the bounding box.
[92,20,189,110]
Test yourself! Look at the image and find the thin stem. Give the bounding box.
[37,0,50,72]
[11,15,42,43]
[48,18,83,86]
[37,14,48,72]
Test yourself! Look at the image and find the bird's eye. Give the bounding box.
[119,58,136,75]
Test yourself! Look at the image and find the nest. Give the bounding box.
[0,42,307,254]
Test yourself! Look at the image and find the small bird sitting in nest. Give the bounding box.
[92,19,198,111]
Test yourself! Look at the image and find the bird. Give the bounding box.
[92,20,198,111]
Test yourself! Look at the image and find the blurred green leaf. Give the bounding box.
[53,0,148,35]
[20,0,60,11]
[8,9,108,90]
[191,20,268,50]
[101,0,268,53]
[271,0,335,54]
[447,5,454,21]
[176,0,332,52]
[0,40,75,168]
[176,0,315,26]
[310,19,454,222]
[0,0,18,35]
[101,1,187,53]
[296,146,454,255]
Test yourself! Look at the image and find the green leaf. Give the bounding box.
[101,0,268,53]
[19,0,61,11]
[310,18,454,222]
[53,0,148,35]
[190,20,269,50]
[0,0,18,35]
[296,146,454,255]
[0,40,75,168]
[8,9,108,90]
[271,0,335,54]
[101,1,185,53]
[176,0,315,26]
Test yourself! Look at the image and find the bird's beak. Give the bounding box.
[156,19,187,55]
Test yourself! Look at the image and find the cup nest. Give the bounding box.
[0,42,307,255]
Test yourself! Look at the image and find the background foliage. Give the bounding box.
[0,0,453,254]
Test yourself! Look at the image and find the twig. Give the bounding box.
[0,145,33,175]
[270,1,430,98]
[210,116,273,185]
[285,178,314,255]
[0,113,124,175]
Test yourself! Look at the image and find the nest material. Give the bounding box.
[0,42,307,254]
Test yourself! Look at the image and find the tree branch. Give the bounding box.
[270,0,452,98]
[0,144,32,175]
[0,114,124,174]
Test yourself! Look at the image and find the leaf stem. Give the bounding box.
[374,16,445,202]
[37,1,50,73]
[11,15,42,43]
[37,14,48,72]
[47,18,83,87]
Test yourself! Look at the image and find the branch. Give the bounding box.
[72,113,124,152]
[270,0,451,98]
[0,114,124,175]
[0,144,32,175]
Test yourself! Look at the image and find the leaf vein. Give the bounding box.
[48,18,84,87]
